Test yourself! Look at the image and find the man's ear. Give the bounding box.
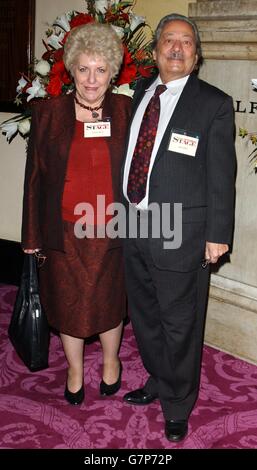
[153,49,157,61]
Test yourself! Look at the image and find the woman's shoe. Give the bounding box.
[64,382,84,405]
[100,361,122,396]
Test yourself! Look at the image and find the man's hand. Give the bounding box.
[205,242,229,264]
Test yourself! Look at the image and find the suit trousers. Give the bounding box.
[123,234,210,420]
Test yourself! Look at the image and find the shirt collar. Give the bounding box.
[146,74,190,95]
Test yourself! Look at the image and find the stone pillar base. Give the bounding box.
[205,276,257,364]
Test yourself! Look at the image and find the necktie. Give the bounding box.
[127,84,167,204]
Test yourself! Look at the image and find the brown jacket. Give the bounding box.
[22,90,131,251]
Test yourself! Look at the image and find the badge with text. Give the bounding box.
[84,119,111,138]
[168,129,200,157]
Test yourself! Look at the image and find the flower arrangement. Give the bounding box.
[239,78,257,173]
[1,0,156,142]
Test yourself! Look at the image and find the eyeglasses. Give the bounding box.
[34,251,47,268]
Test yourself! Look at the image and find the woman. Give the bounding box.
[22,23,131,405]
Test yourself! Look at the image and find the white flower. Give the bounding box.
[35,59,51,76]
[111,25,124,39]
[129,13,145,32]
[0,121,18,141]
[251,79,257,90]
[26,78,47,102]
[53,14,71,32]
[18,118,31,136]
[47,32,65,50]
[16,76,28,93]
[95,0,108,14]
[112,84,134,98]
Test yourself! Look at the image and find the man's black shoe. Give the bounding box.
[165,419,188,442]
[123,387,158,405]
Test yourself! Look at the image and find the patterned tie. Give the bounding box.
[127,84,167,204]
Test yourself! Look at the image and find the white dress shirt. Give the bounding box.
[123,74,189,210]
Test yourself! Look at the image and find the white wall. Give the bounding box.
[0,128,26,241]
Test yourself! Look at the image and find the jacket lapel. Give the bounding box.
[56,93,76,184]
[102,90,117,174]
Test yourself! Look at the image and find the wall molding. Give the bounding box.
[189,0,257,60]
[210,274,257,313]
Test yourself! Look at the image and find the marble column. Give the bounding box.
[189,0,257,363]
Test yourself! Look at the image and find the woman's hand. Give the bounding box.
[23,249,41,254]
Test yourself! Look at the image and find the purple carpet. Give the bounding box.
[1,284,257,449]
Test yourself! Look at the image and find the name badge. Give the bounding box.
[84,119,111,138]
[168,129,199,157]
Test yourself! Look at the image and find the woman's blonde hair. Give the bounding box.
[64,23,124,78]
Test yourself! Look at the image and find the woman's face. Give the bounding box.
[72,53,112,105]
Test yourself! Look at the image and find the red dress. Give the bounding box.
[39,120,126,338]
[62,120,114,224]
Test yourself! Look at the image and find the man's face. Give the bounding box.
[153,20,198,83]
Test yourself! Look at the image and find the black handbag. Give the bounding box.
[8,253,50,371]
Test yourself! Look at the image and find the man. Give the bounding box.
[122,13,236,442]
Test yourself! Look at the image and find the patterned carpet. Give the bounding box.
[1,284,257,449]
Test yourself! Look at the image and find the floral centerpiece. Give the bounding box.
[239,78,257,173]
[1,0,156,142]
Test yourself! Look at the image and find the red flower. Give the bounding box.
[116,62,137,86]
[46,76,63,96]
[123,46,134,65]
[70,13,94,28]
[46,60,72,96]
[51,61,64,74]
[59,14,95,49]
[138,65,156,78]
[51,61,71,84]
[115,46,137,86]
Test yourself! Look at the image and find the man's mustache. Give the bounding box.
[168,52,184,60]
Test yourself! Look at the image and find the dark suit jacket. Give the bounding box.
[22,90,131,251]
[123,73,236,272]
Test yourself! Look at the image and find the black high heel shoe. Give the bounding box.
[64,382,84,405]
[100,361,122,396]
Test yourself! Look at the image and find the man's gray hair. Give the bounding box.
[152,13,203,70]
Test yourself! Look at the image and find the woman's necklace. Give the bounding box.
[74,95,103,119]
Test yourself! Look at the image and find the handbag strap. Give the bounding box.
[22,254,39,294]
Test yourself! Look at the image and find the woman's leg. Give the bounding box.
[60,333,84,392]
[99,321,123,384]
